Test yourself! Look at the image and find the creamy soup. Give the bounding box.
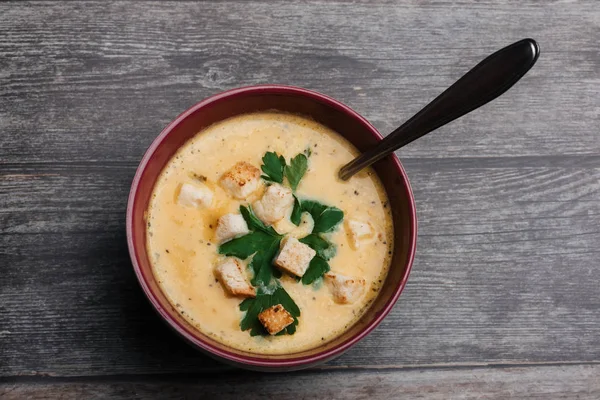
[146,112,393,354]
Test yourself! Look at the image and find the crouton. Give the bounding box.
[219,161,261,199]
[177,183,213,208]
[274,237,316,277]
[324,272,367,304]
[252,183,294,225]
[346,219,375,249]
[215,258,255,298]
[215,213,250,243]
[258,304,294,335]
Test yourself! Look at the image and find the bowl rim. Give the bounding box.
[126,84,417,368]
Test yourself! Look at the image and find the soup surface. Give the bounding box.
[146,111,393,354]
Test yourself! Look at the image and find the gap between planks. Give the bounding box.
[2,360,600,382]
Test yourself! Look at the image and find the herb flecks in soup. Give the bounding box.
[146,112,393,354]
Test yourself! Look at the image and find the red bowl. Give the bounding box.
[126,85,417,371]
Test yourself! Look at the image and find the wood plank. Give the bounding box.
[2,161,599,376]
[0,1,598,164]
[2,0,599,383]
[2,364,599,399]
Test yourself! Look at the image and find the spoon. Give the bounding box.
[338,38,540,181]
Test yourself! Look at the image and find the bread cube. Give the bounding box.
[219,161,261,199]
[252,183,294,225]
[346,219,375,249]
[215,213,250,243]
[274,237,316,277]
[258,304,294,335]
[324,272,366,304]
[177,183,213,208]
[215,258,255,298]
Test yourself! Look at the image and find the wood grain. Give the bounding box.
[1,0,599,396]
[1,161,599,376]
[0,1,598,163]
[2,365,600,400]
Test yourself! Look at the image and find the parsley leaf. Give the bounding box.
[290,198,344,232]
[240,205,279,236]
[300,199,327,218]
[261,151,286,183]
[313,207,344,233]
[299,200,344,233]
[302,256,330,285]
[240,290,270,335]
[290,195,302,226]
[222,151,345,335]
[299,234,335,284]
[248,237,282,286]
[240,284,300,336]
[218,234,281,286]
[218,231,276,260]
[261,150,308,191]
[299,234,337,260]
[285,153,308,191]
[220,206,283,286]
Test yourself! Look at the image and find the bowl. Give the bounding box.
[126,85,417,371]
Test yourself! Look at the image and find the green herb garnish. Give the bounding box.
[302,256,330,285]
[219,231,277,259]
[291,199,344,233]
[219,205,283,286]
[306,202,343,233]
[289,198,343,284]
[299,233,336,260]
[220,151,346,336]
[261,151,308,191]
[291,195,302,226]
[248,238,282,285]
[285,153,308,191]
[239,284,300,336]
[299,234,335,285]
[261,151,286,183]
[240,203,279,236]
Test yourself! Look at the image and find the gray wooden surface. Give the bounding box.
[1,0,599,398]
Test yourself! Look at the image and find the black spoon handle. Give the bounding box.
[339,38,540,180]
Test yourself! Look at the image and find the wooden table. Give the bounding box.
[1,1,599,398]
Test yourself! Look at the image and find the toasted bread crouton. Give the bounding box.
[252,183,294,225]
[219,161,261,199]
[346,219,375,249]
[177,183,214,208]
[258,304,294,335]
[215,213,250,243]
[274,237,316,277]
[324,272,367,304]
[215,258,255,298]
